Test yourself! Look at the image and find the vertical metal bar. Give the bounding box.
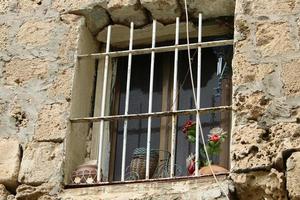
[121,22,134,181]
[146,19,156,180]
[97,25,112,182]
[170,17,180,177]
[195,13,202,176]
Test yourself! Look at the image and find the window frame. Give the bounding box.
[70,15,233,183]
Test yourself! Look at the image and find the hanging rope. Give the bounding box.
[183,1,230,199]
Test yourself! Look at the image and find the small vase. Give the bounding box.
[199,165,228,175]
[71,164,97,184]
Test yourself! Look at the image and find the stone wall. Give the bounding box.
[0,0,83,199]
[231,0,300,199]
[0,0,236,199]
[1,0,300,199]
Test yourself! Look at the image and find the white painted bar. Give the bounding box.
[217,57,222,76]
[77,40,234,59]
[97,25,112,182]
[146,20,156,180]
[195,14,202,176]
[170,17,180,177]
[121,22,134,181]
[70,106,232,123]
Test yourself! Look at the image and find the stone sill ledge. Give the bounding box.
[61,173,232,199]
[65,172,229,189]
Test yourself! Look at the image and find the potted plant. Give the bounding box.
[182,120,229,175]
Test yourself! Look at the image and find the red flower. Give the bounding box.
[209,134,221,143]
[182,120,195,134]
[187,160,195,175]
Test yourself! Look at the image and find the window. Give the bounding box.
[70,15,233,184]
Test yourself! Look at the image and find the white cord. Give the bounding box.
[183,1,230,199]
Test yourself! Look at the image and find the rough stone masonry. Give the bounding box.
[0,0,299,200]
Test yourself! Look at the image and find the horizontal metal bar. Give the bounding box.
[77,39,233,59]
[69,105,232,123]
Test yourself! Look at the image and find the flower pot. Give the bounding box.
[71,164,97,184]
[199,165,228,175]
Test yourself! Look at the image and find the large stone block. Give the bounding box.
[232,54,276,85]
[178,0,235,19]
[47,68,73,101]
[18,142,63,185]
[68,5,110,35]
[256,22,295,58]
[4,58,48,86]
[15,183,59,200]
[0,139,21,190]
[231,123,274,171]
[231,169,288,200]
[17,20,55,47]
[242,0,300,16]
[233,17,253,53]
[34,103,68,142]
[287,152,300,200]
[107,0,148,27]
[141,0,181,24]
[233,90,270,121]
[97,21,198,48]
[0,184,11,200]
[57,17,80,65]
[281,59,300,97]
[0,0,16,14]
[231,122,300,172]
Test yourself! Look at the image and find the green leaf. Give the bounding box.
[187,135,196,143]
[188,129,196,137]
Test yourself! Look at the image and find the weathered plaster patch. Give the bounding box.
[256,22,295,58]
[232,54,276,85]
[34,103,68,142]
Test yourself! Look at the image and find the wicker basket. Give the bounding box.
[129,148,159,179]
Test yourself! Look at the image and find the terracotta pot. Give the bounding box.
[199,165,228,175]
[71,164,97,184]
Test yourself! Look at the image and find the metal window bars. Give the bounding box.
[71,14,233,183]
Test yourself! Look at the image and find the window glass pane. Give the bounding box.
[113,54,163,181]
[176,46,232,176]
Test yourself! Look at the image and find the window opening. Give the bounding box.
[71,15,233,184]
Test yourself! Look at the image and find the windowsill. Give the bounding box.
[61,173,232,199]
[65,172,229,189]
